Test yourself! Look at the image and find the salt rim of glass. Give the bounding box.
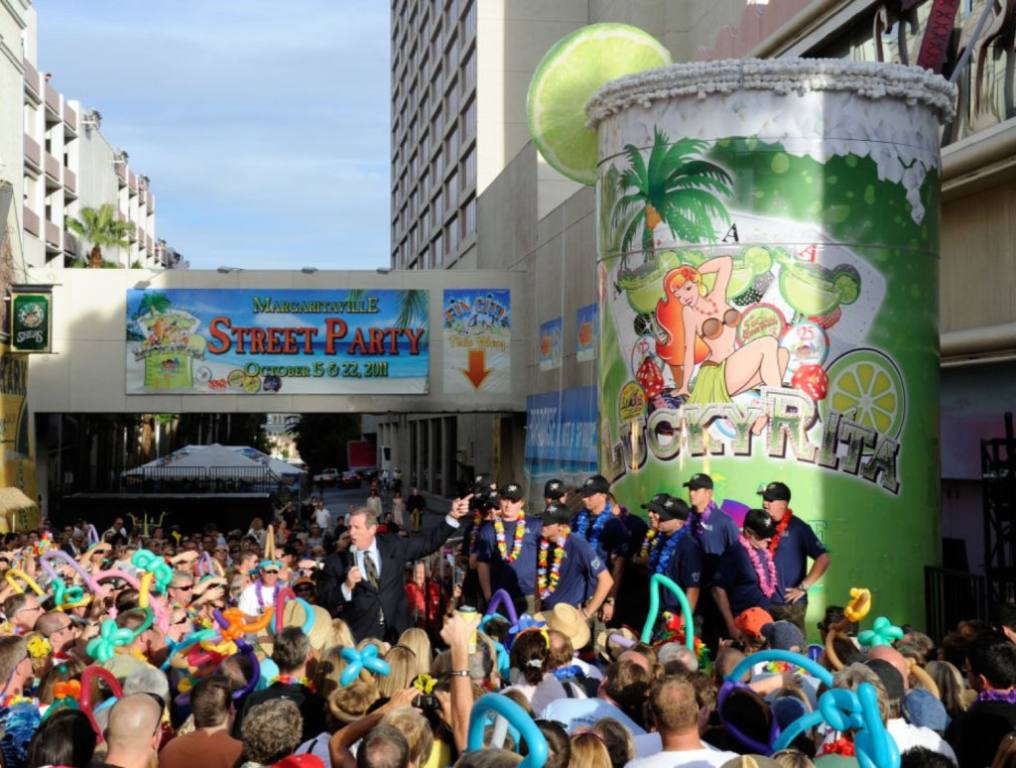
[585,58,958,128]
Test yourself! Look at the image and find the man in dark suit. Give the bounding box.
[316,497,470,642]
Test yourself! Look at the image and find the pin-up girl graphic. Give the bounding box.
[656,256,788,422]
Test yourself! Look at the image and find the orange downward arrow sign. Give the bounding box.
[462,348,491,389]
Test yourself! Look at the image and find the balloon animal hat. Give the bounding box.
[258,525,283,572]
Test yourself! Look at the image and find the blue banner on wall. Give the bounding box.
[524,386,598,481]
[576,304,598,362]
[126,288,428,395]
[538,317,562,371]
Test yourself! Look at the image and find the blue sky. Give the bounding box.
[37,1,390,270]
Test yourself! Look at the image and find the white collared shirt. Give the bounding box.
[339,515,460,601]
[341,539,382,600]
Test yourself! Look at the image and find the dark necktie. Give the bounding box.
[364,552,380,588]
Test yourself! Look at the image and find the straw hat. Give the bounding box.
[534,604,591,651]
[282,597,332,652]
[594,626,638,662]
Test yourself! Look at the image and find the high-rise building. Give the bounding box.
[1,1,177,273]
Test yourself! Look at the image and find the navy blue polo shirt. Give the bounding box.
[717,541,774,616]
[570,503,630,563]
[770,513,826,605]
[688,502,739,583]
[660,533,704,613]
[541,535,606,610]
[475,517,541,598]
[620,511,649,559]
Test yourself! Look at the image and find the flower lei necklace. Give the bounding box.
[494,513,526,563]
[255,580,282,613]
[689,501,716,539]
[537,528,568,599]
[739,534,778,598]
[639,529,658,559]
[650,528,686,575]
[575,509,609,549]
[277,674,314,691]
[977,688,1016,705]
[768,508,793,554]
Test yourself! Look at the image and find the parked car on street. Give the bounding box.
[339,470,362,488]
[312,468,339,485]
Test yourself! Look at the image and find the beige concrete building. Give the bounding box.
[1,0,177,274]
[386,0,1016,564]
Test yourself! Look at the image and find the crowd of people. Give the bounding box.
[0,471,1011,768]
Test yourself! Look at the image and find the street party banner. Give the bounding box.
[126,289,429,395]
[442,289,511,393]
[524,386,598,483]
[576,303,598,362]
[538,317,562,371]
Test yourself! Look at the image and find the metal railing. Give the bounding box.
[122,466,278,494]
[925,566,990,642]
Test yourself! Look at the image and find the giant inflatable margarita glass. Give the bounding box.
[527,25,956,628]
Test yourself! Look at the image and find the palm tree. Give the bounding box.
[135,291,170,319]
[611,130,733,256]
[66,204,135,268]
[395,289,427,330]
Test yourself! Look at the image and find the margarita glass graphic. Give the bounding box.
[527,31,955,629]
[773,249,862,323]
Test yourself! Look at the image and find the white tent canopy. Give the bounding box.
[226,446,306,477]
[124,443,270,477]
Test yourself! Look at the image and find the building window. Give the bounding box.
[446,77,459,116]
[447,169,458,205]
[464,195,476,237]
[464,0,476,37]
[464,46,476,91]
[447,214,459,252]
[434,232,444,267]
[433,188,444,224]
[447,34,460,71]
[447,126,460,161]
[421,169,430,194]
[464,101,476,143]
[463,143,476,186]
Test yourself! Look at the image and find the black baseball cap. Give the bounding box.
[758,481,791,502]
[544,479,565,501]
[541,502,572,527]
[484,489,503,509]
[682,473,714,490]
[641,493,672,515]
[472,473,496,495]
[579,474,610,497]
[642,493,690,521]
[499,482,524,503]
[743,508,776,539]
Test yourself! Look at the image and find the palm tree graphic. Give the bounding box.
[611,130,733,257]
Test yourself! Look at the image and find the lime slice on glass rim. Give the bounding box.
[527,23,671,185]
[821,348,906,439]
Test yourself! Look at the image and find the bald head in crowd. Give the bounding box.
[104,693,162,768]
